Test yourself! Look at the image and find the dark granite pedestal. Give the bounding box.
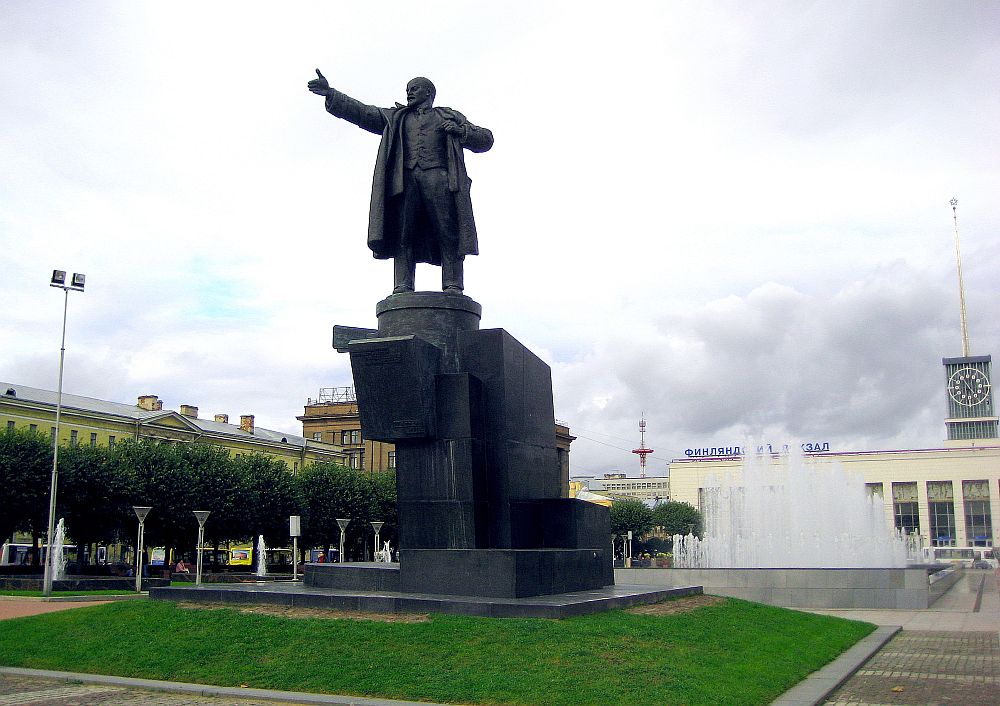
[325,292,615,601]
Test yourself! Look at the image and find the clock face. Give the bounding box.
[948,367,992,406]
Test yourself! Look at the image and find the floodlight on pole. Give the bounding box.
[370,521,384,561]
[42,270,86,598]
[132,506,152,592]
[193,511,211,585]
[336,518,351,563]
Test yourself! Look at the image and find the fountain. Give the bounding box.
[375,540,394,563]
[255,535,267,578]
[52,518,68,580]
[672,451,910,568]
[620,449,958,609]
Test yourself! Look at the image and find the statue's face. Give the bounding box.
[406,80,434,107]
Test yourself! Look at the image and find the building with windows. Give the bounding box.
[667,354,999,552]
[299,386,577,486]
[297,387,395,474]
[571,473,670,503]
[1,382,346,472]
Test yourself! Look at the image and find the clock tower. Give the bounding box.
[942,199,997,442]
[943,355,998,441]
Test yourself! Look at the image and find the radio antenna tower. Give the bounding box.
[951,197,971,357]
[632,415,653,478]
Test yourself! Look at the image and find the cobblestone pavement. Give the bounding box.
[0,674,303,706]
[822,630,1000,705]
[822,569,1000,705]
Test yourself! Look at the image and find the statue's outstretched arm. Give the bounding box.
[307,68,386,136]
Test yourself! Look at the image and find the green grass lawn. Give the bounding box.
[0,597,874,706]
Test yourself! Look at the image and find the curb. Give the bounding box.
[0,666,453,706]
[770,625,901,705]
[0,594,147,602]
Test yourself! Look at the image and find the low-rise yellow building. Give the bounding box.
[1,382,346,472]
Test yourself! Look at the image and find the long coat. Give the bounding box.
[324,90,493,264]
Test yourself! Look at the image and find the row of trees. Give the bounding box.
[0,428,395,568]
[609,497,703,554]
[2,427,700,567]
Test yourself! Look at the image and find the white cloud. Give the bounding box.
[2,1,998,472]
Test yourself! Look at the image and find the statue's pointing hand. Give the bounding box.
[308,68,331,96]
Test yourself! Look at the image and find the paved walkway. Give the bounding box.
[0,599,111,621]
[817,568,1000,706]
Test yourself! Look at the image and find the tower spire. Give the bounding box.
[631,415,653,478]
[951,197,971,357]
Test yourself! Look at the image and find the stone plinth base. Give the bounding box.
[400,548,612,598]
[151,581,693,619]
[305,562,400,592]
[304,550,613,599]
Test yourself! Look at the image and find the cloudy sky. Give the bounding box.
[2,2,998,475]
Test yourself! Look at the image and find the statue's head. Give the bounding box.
[406,77,436,107]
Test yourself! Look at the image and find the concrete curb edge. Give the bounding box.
[770,624,901,706]
[0,666,453,706]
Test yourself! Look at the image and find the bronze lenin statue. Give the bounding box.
[308,71,493,295]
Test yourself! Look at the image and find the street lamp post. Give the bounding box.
[336,518,351,563]
[42,270,85,598]
[132,506,152,592]
[371,521,384,562]
[193,511,211,585]
[289,515,301,581]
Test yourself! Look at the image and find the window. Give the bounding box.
[927,481,956,547]
[963,480,993,547]
[6,420,13,431]
[108,435,116,447]
[29,424,37,432]
[70,430,78,446]
[312,432,322,441]
[341,429,360,445]
[892,482,920,535]
[293,462,299,473]
[90,432,98,448]
[388,451,397,469]
[50,427,56,441]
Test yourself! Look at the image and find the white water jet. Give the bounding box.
[52,518,68,580]
[672,450,911,568]
[255,535,268,577]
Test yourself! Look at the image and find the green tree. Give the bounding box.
[235,452,304,567]
[59,443,135,566]
[652,500,703,538]
[368,468,398,552]
[116,439,197,566]
[186,444,245,538]
[299,462,377,560]
[185,443,247,568]
[0,427,52,563]
[609,497,654,539]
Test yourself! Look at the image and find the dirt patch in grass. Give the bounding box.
[175,601,430,623]
[626,594,727,616]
